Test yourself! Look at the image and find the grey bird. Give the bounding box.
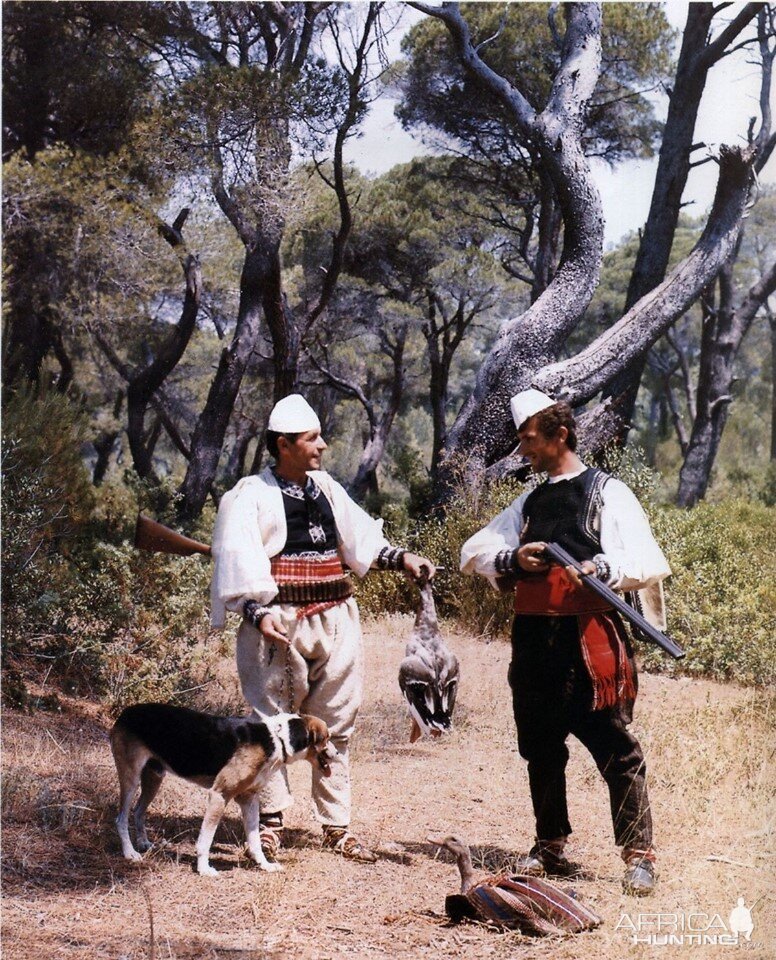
[398,574,460,743]
[427,835,602,935]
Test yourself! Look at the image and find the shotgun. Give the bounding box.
[134,514,212,557]
[541,541,685,660]
[133,514,445,573]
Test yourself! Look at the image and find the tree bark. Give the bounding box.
[349,328,407,502]
[531,166,562,303]
[2,304,55,389]
[178,239,272,518]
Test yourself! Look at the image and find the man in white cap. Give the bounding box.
[211,394,435,863]
[460,390,670,895]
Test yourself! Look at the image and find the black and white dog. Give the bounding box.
[110,704,334,876]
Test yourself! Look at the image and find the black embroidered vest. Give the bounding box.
[520,468,608,562]
[273,473,338,555]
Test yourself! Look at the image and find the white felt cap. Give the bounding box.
[510,389,556,430]
[267,394,321,433]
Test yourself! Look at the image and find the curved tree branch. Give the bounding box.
[535,145,756,404]
[410,3,604,486]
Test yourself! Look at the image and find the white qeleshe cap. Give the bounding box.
[510,389,556,430]
[267,394,321,433]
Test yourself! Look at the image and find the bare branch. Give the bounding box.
[304,346,376,429]
[535,146,756,403]
[475,8,507,54]
[547,2,563,50]
[699,2,764,69]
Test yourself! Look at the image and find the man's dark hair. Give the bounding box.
[533,402,578,451]
[266,430,300,460]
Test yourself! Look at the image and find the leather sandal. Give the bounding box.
[322,826,378,864]
[259,814,284,862]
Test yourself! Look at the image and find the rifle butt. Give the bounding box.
[134,514,212,558]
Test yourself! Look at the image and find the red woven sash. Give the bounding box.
[514,566,611,615]
[514,567,635,710]
[270,554,352,620]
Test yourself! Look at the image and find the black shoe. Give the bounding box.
[623,858,656,896]
[513,842,584,878]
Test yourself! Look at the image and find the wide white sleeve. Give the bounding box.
[210,482,278,627]
[598,478,671,592]
[321,475,391,577]
[459,494,528,588]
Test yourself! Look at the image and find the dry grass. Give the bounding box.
[2,615,774,959]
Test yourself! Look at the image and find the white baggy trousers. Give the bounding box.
[235,597,364,827]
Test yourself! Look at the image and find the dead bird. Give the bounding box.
[427,835,601,936]
[398,574,459,743]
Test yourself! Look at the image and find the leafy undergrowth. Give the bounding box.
[2,617,773,960]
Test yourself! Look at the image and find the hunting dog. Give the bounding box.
[110,704,333,876]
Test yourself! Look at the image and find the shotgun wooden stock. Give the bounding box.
[134,514,212,557]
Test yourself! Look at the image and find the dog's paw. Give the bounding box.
[135,838,152,853]
[258,861,283,873]
[124,850,144,862]
[197,863,219,877]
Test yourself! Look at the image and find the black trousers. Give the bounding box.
[509,614,653,850]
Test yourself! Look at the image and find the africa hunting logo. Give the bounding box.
[616,897,756,947]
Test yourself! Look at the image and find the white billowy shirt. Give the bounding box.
[460,465,671,629]
[210,467,390,628]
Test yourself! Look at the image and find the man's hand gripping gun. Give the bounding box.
[541,542,685,660]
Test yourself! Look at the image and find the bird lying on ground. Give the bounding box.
[398,573,459,743]
[427,835,601,936]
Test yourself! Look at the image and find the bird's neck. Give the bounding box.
[457,850,477,894]
[415,584,438,630]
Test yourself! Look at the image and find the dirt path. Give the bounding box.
[2,616,774,959]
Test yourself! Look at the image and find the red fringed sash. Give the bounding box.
[270,554,352,620]
[514,566,636,709]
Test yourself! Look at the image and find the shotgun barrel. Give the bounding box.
[134,514,212,557]
[541,541,685,660]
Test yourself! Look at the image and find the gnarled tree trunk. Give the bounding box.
[600,3,764,438]
[412,2,605,491]
[676,256,776,506]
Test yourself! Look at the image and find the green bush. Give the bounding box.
[649,499,776,684]
[2,390,213,709]
[2,389,95,688]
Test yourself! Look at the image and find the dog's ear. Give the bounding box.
[301,714,329,748]
[286,716,310,755]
